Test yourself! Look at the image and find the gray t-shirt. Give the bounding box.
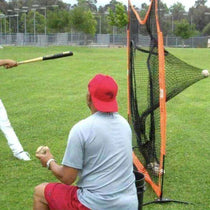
[62,112,138,210]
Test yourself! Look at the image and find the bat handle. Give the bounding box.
[17,57,42,65]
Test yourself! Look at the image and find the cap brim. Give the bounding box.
[92,97,118,112]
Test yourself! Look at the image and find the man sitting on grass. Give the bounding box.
[34,74,138,210]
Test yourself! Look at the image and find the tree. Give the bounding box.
[8,0,69,10]
[202,22,210,35]
[174,19,195,39]
[194,0,208,7]
[107,3,128,29]
[188,6,209,32]
[174,19,196,46]
[0,0,8,14]
[158,0,169,13]
[70,6,96,35]
[141,3,149,11]
[104,0,120,11]
[169,2,186,21]
[77,0,97,11]
[157,1,170,35]
[26,11,45,34]
[47,9,71,33]
[97,5,113,34]
[83,10,97,34]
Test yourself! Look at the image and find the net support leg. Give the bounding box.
[143,155,192,206]
[143,198,193,206]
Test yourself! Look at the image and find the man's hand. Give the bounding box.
[36,147,54,168]
[36,146,78,185]
[2,59,18,69]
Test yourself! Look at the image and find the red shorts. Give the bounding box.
[44,183,90,210]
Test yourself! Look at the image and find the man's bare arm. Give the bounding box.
[36,147,78,185]
[0,59,17,68]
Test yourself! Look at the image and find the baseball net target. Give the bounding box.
[127,0,206,198]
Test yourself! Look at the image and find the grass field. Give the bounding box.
[0,46,209,210]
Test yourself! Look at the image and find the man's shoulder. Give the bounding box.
[72,112,129,130]
[115,113,130,126]
[116,113,128,121]
[72,114,95,131]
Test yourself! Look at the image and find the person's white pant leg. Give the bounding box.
[0,99,23,155]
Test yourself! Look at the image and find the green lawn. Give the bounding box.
[0,46,209,209]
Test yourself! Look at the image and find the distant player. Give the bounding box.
[0,59,30,161]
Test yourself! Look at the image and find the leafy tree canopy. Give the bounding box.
[202,22,210,35]
[169,2,185,21]
[174,19,195,39]
[70,6,96,35]
[108,3,128,28]
[194,0,208,8]
[47,9,71,33]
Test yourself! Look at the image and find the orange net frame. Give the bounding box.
[127,0,206,199]
[127,0,166,197]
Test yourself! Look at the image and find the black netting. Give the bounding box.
[128,0,205,181]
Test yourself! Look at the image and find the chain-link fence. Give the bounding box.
[0,33,127,47]
[0,33,209,48]
[164,36,210,48]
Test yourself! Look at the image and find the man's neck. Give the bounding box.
[91,107,98,114]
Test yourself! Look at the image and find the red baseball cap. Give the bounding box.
[88,74,118,112]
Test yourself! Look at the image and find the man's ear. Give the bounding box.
[87,92,92,105]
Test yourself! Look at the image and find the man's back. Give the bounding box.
[62,112,138,210]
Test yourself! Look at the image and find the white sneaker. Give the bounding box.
[14,151,31,161]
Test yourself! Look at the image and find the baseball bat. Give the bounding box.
[17,51,73,65]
